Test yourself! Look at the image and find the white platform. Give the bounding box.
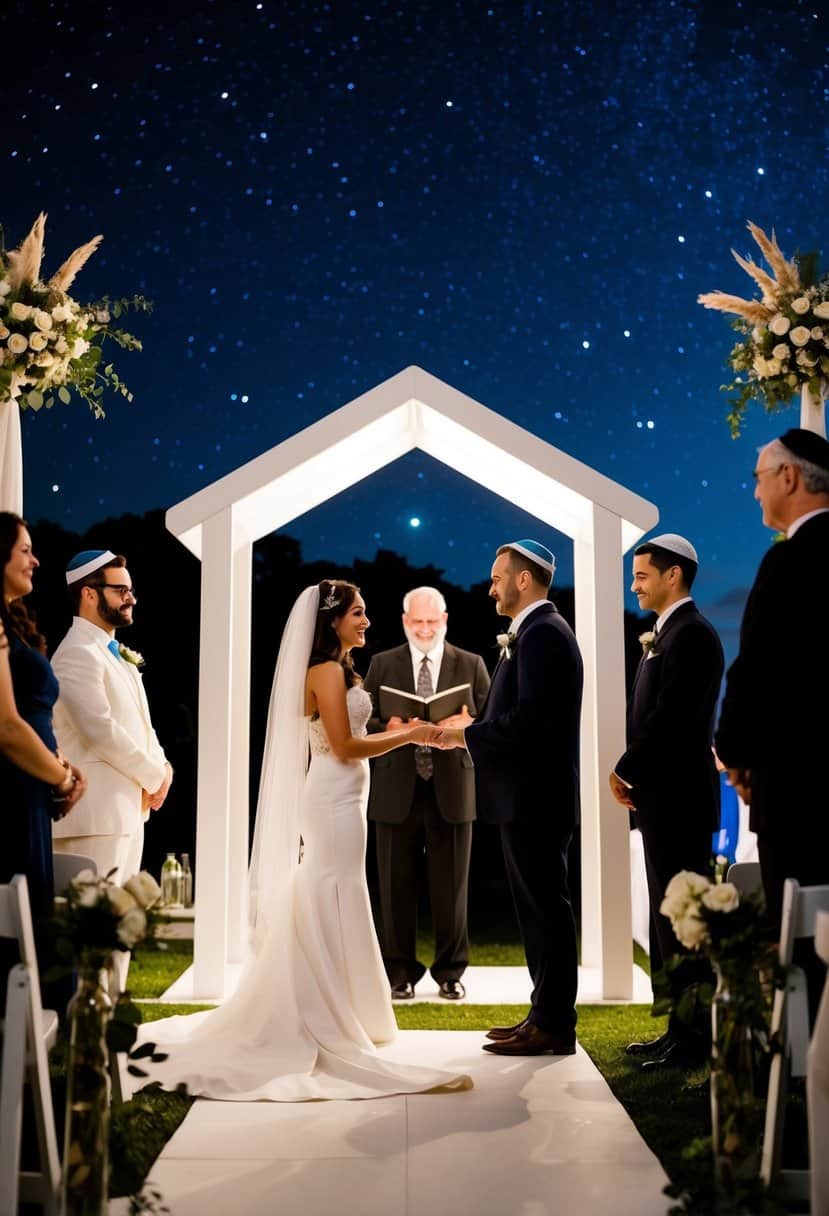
[157,963,653,1006]
[111,1030,669,1216]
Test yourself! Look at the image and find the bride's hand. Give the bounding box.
[409,723,444,747]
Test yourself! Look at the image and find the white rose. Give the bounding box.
[28,331,48,351]
[74,879,101,908]
[790,326,811,347]
[51,303,72,323]
[7,333,28,355]
[673,911,708,950]
[811,327,824,341]
[792,296,811,315]
[772,343,790,361]
[55,336,68,354]
[0,325,9,340]
[701,883,740,914]
[769,313,791,336]
[123,871,162,909]
[10,301,31,321]
[107,885,139,917]
[766,357,782,376]
[813,301,829,320]
[32,309,52,332]
[116,907,147,948]
[72,337,90,358]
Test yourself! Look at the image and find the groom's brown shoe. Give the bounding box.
[486,1017,529,1041]
[482,1023,576,1056]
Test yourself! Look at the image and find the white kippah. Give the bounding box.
[645,533,699,564]
[65,550,117,585]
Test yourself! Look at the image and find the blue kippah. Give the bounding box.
[503,539,556,575]
[66,549,116,585]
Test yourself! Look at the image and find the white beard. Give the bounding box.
[403,623,447,654]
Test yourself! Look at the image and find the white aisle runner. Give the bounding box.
[117,1030,669,1216]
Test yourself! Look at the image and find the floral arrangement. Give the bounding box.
[0,212,150,416]
[699,221,829,436]
[659,869,775,967]
[52,867,163,969]
[660,871,785,1213]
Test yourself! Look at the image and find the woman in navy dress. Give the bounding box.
[0,512,86,920]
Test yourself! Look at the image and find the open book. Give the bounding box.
[378,683,472,724]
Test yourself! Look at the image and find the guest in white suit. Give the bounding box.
[52,549,172,884]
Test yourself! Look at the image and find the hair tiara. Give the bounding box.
[320,584,339,611]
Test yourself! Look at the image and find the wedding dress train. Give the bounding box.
[139,685,471,1101]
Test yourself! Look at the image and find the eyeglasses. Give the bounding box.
[92,583,136,600]
[752,463,784,482]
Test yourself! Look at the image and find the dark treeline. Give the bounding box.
[26,509,649,930]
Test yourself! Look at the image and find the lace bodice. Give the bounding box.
[309,685,373,756]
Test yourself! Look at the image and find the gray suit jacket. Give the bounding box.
[363,642,490,824]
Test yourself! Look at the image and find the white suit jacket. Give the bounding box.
[51,617,168,838]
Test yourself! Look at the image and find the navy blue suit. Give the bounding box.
[465,601,583,1037]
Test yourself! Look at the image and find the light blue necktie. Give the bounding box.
[107,639,122,660]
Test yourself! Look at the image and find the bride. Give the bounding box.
[140,580,471,1100]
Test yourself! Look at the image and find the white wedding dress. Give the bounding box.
[140,682,471,1101]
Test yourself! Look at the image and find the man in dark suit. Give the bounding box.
[438,540,583,1055]
[609,533,724,1069]
[363,587,490,1000]
[716,429,829,949]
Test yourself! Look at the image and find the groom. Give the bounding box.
[439,540,583,1054]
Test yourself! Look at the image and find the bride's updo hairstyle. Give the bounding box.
[308,579,361,688]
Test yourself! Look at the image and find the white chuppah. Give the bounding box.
[166,366,658,1001]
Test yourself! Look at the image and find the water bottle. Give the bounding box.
[181,853,193,908]
[161,853,182,907]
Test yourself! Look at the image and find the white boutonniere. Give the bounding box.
[119,644,145,667]
[638,631,658,656]
[496,631,517,660]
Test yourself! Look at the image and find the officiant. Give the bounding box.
[363,586,490,1000]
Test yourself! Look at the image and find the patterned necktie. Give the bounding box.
[415,654,434,780]
[107,639,122,660]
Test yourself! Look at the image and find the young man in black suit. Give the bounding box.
[439,540,583,1055]
[716,429,829,1011]
[610,533,724,1069]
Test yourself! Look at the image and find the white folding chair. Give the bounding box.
[0,875,60,1216]
[51,851,97,896]
[761,878,829,1201]
[725,860,763,897]
[808,910,829,1216]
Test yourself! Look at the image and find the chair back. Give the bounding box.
[52,852,97,897]
[726,861,763,897]
[780,880,829,967]
[0,875,40,975]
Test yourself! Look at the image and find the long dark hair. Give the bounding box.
[308,579,361,689]
[0,511,46,652]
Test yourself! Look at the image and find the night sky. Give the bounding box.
[2,0,827,657]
